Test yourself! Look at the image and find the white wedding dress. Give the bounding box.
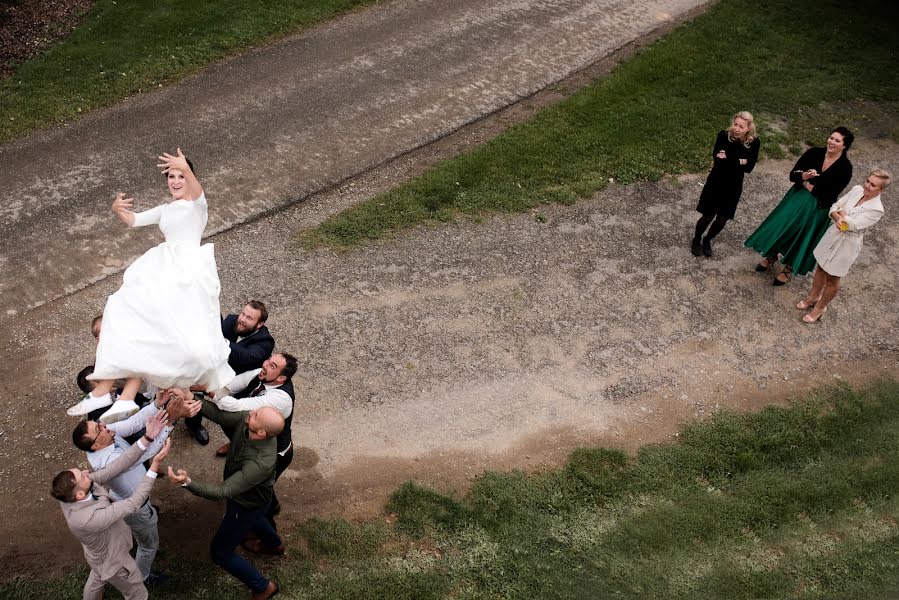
[91,194,235,391]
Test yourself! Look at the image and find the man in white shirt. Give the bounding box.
[71,389,200,587]
[210,352,297,434]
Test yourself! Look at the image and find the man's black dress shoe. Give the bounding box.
[194,424,209,445]
[188,422,209,445]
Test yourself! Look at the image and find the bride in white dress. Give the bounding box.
[68,150,235,422]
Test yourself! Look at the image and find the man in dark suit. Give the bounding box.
[185,300,275,445]
[221,300,276,374]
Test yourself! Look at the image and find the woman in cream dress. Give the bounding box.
[796,168,891,323]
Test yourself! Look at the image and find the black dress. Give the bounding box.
[696,130,761,219]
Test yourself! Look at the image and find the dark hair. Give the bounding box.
[162,156,196,177]
[832,126,854,153]
[77,365,95,395]
[91,315,102,339]
[247,300,268,324]
[51,470,78,502]
[280,352,298,381]
[72,420,94,451]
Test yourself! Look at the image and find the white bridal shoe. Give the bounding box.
[67,393,113,417]
[99,399,140,424]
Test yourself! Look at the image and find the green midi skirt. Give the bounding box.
[744,186,830,276]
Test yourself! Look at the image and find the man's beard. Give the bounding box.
[234,322,254,337]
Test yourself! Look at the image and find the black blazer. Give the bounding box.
[221,314,276,374]
[789,147,853,209]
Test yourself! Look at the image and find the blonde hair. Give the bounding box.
[727,111,757,148]
[869,168,893,190]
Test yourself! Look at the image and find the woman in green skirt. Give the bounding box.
[745,127,854,285]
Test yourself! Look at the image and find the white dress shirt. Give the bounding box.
[212,368,293,418]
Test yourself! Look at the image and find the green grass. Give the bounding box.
[0,0,376,142]
[300,0,899,247]
[4,380,899,599]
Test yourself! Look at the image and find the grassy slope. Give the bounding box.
[5,381,898,599]
[0,0,375,143]
[302,0,899,247]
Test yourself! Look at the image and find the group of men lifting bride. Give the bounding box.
[52,151,291,600]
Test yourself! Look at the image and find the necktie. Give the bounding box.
[250,381,265,397]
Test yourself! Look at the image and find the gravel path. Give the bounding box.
[0,0,705,314]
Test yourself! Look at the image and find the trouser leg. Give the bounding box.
[210,500,272,593]
[82,569,106,600]
[125,502,159,580]
[253,505,283,549]
[107,564,148,600]
[84,564,146,600]
[184,413,203,432]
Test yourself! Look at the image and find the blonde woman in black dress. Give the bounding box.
[692,111,761,257]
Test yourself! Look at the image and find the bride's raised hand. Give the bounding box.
[111,192,135,226]
[157,147,190,174]
[156,147,203,201]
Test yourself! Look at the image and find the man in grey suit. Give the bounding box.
[70,389,199,587]
[53,411,171,600]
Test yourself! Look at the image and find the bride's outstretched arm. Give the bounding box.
[158,148,204,201]
[112,192,163,227]
[112,192,136,226]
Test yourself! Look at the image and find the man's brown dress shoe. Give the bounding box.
[215,442,231,457]
[251,581,279,599]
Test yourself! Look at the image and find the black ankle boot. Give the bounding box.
[702,237,712,257]
[691,237,702,256]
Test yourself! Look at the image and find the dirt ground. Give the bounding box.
[0,0,93,78]
[1,0,898,583]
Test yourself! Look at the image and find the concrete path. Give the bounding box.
[0,0,704,316]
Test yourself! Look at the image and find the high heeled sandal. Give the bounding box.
[796,298,818,310]
[802,306,827,324]
[755,257,776,272]
[772,266,793,286]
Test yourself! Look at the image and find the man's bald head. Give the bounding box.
[249,406,284,438]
